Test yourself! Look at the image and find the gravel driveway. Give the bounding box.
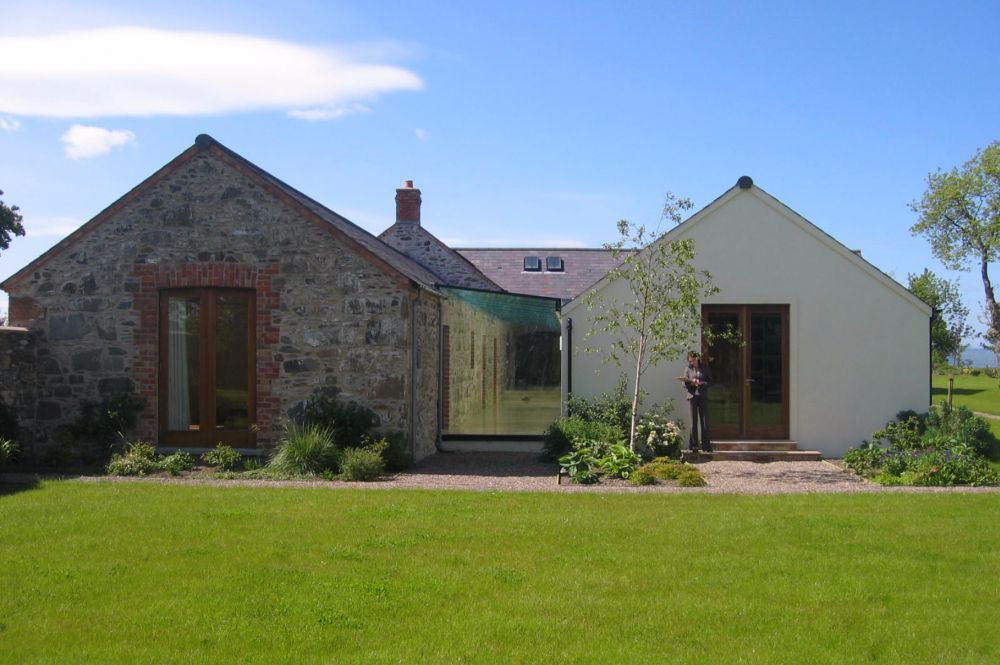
[7,452,998,493]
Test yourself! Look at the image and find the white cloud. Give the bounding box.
[61,125,136,159]
[288,103,370,121]
[27,216,83,237]
[0,116,19,131]
[414,128,430,141]
[0,27,422,120]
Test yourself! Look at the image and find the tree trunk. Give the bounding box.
[629,339,645,452]
[980,257,1000,361]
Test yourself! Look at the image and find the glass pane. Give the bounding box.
[167,297,201,431]
[749,313,783,426]
[215,296,251,430]
[441,288,560,435]
[706,313,740,428]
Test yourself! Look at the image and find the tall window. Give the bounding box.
[160,289,255,447]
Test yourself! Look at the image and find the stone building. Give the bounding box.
[1,135,572,458]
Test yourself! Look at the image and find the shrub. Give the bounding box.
[984,367,999,379]
[340,444,386,481]
[267,423,338,476]
[842,442,885,477]
[380,432,413,471]
[162,451,195,476]
[677,467,707,487]
[293,388,379,448]
[629,469,656,486]
[970,369,982,376]
[558,449,599,484]
[639,457,686,480]
[106,441,161,476]
[201,444,244,472]
[595,443,642,479]
[635,412,683,459]
[542,416,626,462]
[0,437,19,467]
[566,375,632,433]
[924,402,992,456]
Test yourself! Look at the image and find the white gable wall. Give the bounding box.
[562,187,931,457]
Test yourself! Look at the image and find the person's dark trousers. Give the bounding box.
[688,395,711,451]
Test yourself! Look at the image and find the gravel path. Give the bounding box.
[8,452,996,494]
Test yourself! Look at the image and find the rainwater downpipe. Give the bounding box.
[436,296,444,452]
[566,317,573,412]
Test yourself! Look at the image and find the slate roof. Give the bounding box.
[454,248,630,301]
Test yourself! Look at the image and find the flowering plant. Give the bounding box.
[635,412,683,459]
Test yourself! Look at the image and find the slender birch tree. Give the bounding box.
[582,194,718,451]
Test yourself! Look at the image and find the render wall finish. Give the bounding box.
[563,188,931,457]
[5,150,428,453]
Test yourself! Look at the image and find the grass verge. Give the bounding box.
[0,481,997,663]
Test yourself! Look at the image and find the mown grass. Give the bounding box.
[1,481,998,663]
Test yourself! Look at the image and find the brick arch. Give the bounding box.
[131,262,281,446]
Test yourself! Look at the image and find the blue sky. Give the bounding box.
[1,0,998,339]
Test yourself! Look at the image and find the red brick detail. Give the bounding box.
[7,296,47,325]
[395,184,421,224]
[130,262,282,446]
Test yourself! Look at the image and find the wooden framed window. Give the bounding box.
[159,288,256,447]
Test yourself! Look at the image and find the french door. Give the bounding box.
[159,289,256,447]
[703,305,789,439]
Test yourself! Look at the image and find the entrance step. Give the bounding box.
[684,441,823,462]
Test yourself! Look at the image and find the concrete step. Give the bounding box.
[684,449,823,462]
[439,439,543,454]
[712,441,799,452]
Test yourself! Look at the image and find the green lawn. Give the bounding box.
[1,481,998,663]
[932,372,1000,416]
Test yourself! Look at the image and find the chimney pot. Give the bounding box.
[395,181,421,224]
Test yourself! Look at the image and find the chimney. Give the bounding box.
[395,180,421,224]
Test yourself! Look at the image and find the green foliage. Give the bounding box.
[566,375,633,432]
[267,423,338,476]
[910,141,1000,352]
[57,391,146,464]
[293,388,379,448]
[628,468,656,486]
[201,444,244,472]
[0,437,19,467]
[339,444,386,482]
[542,415,626,462]
[595,443,642,479]
[162,451,195,476]
[907,269,972,365]
[379,432,413,471]
[677,467,707,487]
[558,449,599,484]
[636,457,706,486]
[843,405,999,486]
[581,196,719,449]
[243,457,263,472]
[0,189,25,253]
[634,411,683,459]
[106,441,161,477]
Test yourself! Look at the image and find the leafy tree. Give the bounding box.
[0,189,25,252]
[582,193,718,451]
[911,142,1000,357]
[907,268,971,365]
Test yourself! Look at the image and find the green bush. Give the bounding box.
[566,375,632,433]
[842,442,885,477]
[293,388,379,449]
[635,411,683,459]
[628,468,656,486]
[924,403,992,456]
[380,432,413,471]
[677,467,707,487]
[542,416,626,462]
[267,423,338,476]
[340,446,385,481]
[0,437,19,467]
[162,451,195,476]
[595,443,642,479]
[639,457,686,480]
[201,444,244,472]
[558,449,599,484]
[106,441,161,476]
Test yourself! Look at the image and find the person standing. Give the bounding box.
[684,352,712,452]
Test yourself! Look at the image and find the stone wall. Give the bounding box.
[4,145,435,455]
[380,222,499,290]
[0,327,37,449]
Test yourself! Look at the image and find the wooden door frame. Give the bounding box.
[702,305,789,440]
[158,288,257,447]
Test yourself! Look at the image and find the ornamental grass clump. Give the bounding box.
[267,423,339,476]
